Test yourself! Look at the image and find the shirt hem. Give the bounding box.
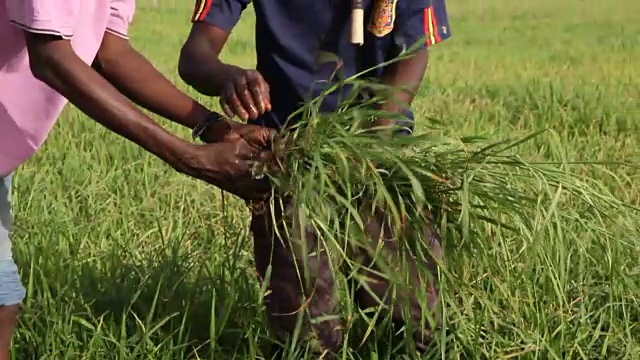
[9,20,73,40]
[105,28,129,39]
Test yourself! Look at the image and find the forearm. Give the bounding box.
[379,48,429,113]
[178,24,240,97]
[93,34,210,129]
[179,54,239,97]
[26,35,189,170]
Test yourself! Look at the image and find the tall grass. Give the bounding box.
[253,58,639,357]
[9,0,640,358]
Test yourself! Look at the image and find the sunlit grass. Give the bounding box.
[9,0,639,359]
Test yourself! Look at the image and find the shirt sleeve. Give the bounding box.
[5,0,81,39]
[190,0,249,32]
[106,0,136,39]
[398,0,452,51]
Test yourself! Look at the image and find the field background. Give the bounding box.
[9,0,639,359]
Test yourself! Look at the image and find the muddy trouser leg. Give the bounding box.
[249,196,343,357]
[350,207,442,353]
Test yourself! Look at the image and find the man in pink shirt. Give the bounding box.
[0,1,274,357]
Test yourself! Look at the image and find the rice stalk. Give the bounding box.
[248,47,639,352]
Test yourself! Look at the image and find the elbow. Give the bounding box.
[92,49,116,75]
[178,39,227,96]
[24,35,71,84]
[92,40,131,76]
[27,48,58,84]
[177,47,197,87]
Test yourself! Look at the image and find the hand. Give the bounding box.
[359,118,398,140]
[198,116,273,145]
[365,118,396,131]
[220,67,271,121]
[362,113,414,138]
[359,89,413,137]
[179,126,276,201]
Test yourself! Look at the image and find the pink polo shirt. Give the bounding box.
[0,0,136,176]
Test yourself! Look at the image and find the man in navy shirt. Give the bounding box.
[179,0,451,356]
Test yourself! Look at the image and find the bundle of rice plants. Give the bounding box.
[247,50,638,354]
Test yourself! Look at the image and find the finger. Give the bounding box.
[235,175,270,201]
[223,83,249,120]
[232,145,268,171]
[254,72,272,111]
[256,71,272,112]
[234,74,260,120]
[234,151,273,200]
[249,148,272,164]
[262,128,278,148]
[219,95,234,119]
[247,129,276,150]
[209,119,239,142]
[230,123,276,150]
[245,71,271,114]
[260,77,272,112]
[230,143,269,180]
[247,85,266,115]
[238,167,272,196]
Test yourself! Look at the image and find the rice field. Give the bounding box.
[9,0,639,359]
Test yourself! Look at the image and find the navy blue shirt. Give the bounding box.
[191,0,451,129]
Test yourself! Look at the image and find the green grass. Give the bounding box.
[9,0,640,358]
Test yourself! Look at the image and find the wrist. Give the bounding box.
[165,139,201,176]
[212,63,243,88]
[222,63,244,77]
[182,103,212,129]
[370,103,414,134]
[192,111,226,143]
[155,130,190,163]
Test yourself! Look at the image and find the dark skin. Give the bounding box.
[178,19,432,357]
[24,31,274,200]
[0,30,276,360]
[375,47,429,131]
[178,22,429,131]
[178,24,271,121]
[92,32,211,131]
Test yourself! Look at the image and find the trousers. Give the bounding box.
[248,195,442,356]
[0,173,26,307]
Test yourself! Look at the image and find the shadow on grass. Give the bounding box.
[9,195,465,360]
[11,213,276,358]
[12,228,460,360]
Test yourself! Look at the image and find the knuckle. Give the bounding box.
[237,71,250,83]
[220,101,232,113]
[247,70,262,83]
[229,93,242,106]
[223,85,236,100]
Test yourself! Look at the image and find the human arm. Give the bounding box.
[5,0,273,199]
[178,0,271,121]
[178,23,236,98]
[25,33,199,172]
[93,32,213,131]
[93,31,249,144]
[25,34,272,199]
[378,49,429,117]
[374,0,452,129]
[94,1,242,141]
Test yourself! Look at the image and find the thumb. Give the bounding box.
[240,127,278,150]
